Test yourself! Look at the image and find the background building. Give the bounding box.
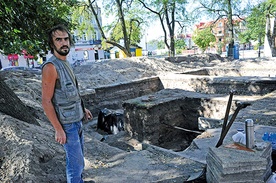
[194,18,250,53]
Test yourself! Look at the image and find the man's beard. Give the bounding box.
[54,46,70,56]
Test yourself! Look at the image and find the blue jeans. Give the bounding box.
[62,121,84,183]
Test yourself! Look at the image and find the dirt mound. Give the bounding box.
[0,53,275,182]
[165,53,227,63]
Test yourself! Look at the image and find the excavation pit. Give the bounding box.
[83,72,276,152]
[122,89,237,151]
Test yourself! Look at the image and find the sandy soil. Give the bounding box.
[0,53,275,183]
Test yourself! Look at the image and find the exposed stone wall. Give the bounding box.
[81,76,164,116]
[122,89,236,149]
[160,74,276,95]
[79,73,274,150]
[78,73,273,150]
[81,73,276,119]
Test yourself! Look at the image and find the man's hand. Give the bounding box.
[55,129,66,144]
[84,108,93,121]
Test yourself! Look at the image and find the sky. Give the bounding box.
[98,0,263,50]
[101,8,167,49]
[98,0,164,44]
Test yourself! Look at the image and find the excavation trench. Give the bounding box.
[82,70,276,152]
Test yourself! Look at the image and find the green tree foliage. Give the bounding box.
[87,0,146,57]
[0,0,75,56]
[138,0,193,57]
[71,4,95,41]
[192,27,216,52]
[238,2,267,46]
[175,39,186,54]
[110,19,142,45]
[148,39,166,50]
[264,0,276,57]
[157,39,166,49]
[195,0,251,56]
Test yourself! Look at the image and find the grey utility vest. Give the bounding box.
[43,56,84,124]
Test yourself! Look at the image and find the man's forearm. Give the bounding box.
[42,100,63,131]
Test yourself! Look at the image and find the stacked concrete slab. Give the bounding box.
[206,143,272,183]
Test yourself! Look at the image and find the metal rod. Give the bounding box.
[161,123,202,134]
[215,102,251,148]
[221,91,235,133]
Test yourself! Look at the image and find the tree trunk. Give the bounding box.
[0,76,39,126]
[265,17,276,57]
[164,2,176,57]
[88,0,132,57]
[138,0,176,57]
[116,0,131,56]
[226,0,235,58]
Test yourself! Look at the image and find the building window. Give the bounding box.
[93,32,97,40]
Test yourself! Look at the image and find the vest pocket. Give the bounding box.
[65,82,79,99]
[58,101,83,123]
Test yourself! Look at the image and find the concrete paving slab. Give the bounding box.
[180,122,276,165]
